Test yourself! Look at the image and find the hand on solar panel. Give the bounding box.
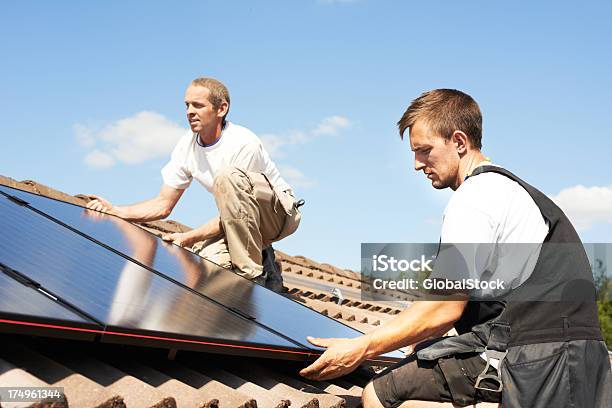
[85,195,116,215]
[162,232,198,248]
[299,335,370,381]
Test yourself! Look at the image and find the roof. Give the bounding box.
[0,174,405,408]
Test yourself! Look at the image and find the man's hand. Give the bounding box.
[299,336,370,381]
[162,232,197,248]
[86,195,116,215]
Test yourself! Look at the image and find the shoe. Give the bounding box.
[262,245,284,292]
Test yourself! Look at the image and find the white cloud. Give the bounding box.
[279,165,316,189]
[75,111,187,169]
[551,185,612,231]
[260,116,351,190]
[73,123,96,148]
[259,133,287,158]
[84,149,116,169]
[261,115,351,159]
[312,115,351,136]
[289,130,308,144]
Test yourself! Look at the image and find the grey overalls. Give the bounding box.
[417,166,611,408]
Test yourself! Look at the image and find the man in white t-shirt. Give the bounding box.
[300,89,609,407]
[299,90,507,407]
[86,77,300,283]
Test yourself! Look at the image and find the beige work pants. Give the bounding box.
[194,167,301,279]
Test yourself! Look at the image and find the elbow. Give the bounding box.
[447,301,468,324]
[160,207,172,219]
[157,202,173,219]
[448,311,463,326]
[433,300,467,328]
[156,198,176,220]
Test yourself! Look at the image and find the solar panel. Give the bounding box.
[0,192,306,359]
[0,185,404,363]
[0,263,101,342]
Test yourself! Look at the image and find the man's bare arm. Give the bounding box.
[299,300,467,381]
[162,216,222,248]
[362,300,466,358]
[86,184,184,222]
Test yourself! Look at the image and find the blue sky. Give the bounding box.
[1,0,611,270]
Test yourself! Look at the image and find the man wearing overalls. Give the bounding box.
[86,77,301,286]
[300,89,610,407]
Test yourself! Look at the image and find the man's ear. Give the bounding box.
[452,130,469,155]
[217,102,229,118]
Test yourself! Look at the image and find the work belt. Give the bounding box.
[417,319,511,393]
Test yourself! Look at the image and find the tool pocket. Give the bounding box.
[272,200,301,242]
[265,176,301,240]
[501,342,570,408]
[271,185,295,216]
[437,356,480,406]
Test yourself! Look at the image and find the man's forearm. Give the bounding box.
[113,198,173,222]
[182,216,222,242]
[361,300,465,359]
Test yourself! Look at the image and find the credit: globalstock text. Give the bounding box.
[372,278,506,291]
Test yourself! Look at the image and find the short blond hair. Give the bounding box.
[190,77,230,121]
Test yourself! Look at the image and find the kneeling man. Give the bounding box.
[87,77,300,284]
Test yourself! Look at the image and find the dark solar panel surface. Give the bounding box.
[0,268,90,324]
[0,192,298,350]
[0,185,404,360]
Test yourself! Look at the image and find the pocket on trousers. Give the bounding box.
[272,186,295,215]
[502,343,570,408]
[437,356,479,406]
[273,208,301,242]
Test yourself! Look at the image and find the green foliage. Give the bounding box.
[593,257,611,303]
[597,301,612,349]
[591,255,611,349]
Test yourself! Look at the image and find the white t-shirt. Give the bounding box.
[161,122,291,194]
[438,165,549,369]
[441,166,549,244]
[436,165,550,295]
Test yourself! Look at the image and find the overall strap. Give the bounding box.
[467,165,561,229]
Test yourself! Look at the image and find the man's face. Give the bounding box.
[409,120,461,190]
[184,85,225,134]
